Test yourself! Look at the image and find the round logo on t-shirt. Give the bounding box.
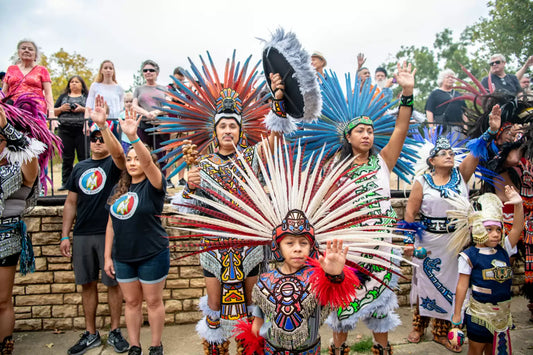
[79,167,107,195]
[110,192,139,220]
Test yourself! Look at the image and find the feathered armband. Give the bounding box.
[307,257,359,308]
[397,220,425,244]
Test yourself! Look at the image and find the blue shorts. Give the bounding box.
[114,248,170,284]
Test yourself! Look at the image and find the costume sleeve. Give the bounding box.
[457,252,472,275]
[503,236,517,255]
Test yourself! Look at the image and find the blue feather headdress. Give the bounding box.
[290,70,420,182]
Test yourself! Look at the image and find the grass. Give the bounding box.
[351,336,374,353]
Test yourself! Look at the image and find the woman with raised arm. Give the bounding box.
[104,109,168,355]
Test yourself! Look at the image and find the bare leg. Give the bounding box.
[373,332,388,347]
[333,331,348,355]
[81,281,98,334]
[245,276,257,306]
[205,277,221,311]
[141,279,166,347]
[0,266,16,340]
[467,339,487,355]
[119,281,143,347]
[107,285,123,330]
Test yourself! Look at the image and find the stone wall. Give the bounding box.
[13,199,525,331]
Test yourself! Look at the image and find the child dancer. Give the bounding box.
[451,186,524,355]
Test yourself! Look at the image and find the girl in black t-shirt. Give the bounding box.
[104,109,168,355]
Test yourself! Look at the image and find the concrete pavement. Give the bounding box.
[13,297,533,354]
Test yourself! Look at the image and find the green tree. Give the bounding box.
[47,48,95,99]
[130,68,146,91]
[470,0,533,65]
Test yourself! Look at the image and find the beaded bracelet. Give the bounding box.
[271,99,287,118]
[326,271,345,284]
[399,94,414,107]
[450,314,462,326]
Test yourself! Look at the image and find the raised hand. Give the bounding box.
[319,239,348,276]
[357,53,366,69]
[488,104,502,133]
[504,185,522,205]
[269,73,284,100]
[393,62,416,95]
[119,108,141,139]
[88,95,108,128]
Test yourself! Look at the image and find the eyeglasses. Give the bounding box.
[124,100,133,103]
[489,60,502,66]
[435,150,455,157]
[143,68,157,73]
[90,136,104,143]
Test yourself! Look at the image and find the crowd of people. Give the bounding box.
[0,34,532,355]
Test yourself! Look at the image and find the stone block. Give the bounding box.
[31,232,61,245]
[33,246,42,256]
[25,284,51,294]
[182,298,200,311]
[98,292,108,303]
[15,318,42,331]
[41,245,62,257]
[175,311,202,324]
[165,300,182,313]
[54,271,76,283]
[51,283,76,293]
[397,283,411,295]
[47,256,72,263]
[34,257,47,271]
[179,266,203,278]
[52,304,78,318]
[162,289,171,300]
[43,318,73,330]
[190,278,205,288]
[12,285,25,295]
[24,217,41,232]
[171,288,203,300]
[397,294,408,306]
[96,304,110,316]
[42,216,63,223]
[16,294,63,306]
[42,223,63,232]
[164,313,175,324]
[14,306,31,313]
[15,271,53,284]
[27,206,60,217]
[73,317,86,329]
[32,305,52,317]
[49,263,72,271]
[165,279,189,289]
[64,293,82,304]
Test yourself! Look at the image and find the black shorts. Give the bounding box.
[465,313,494,344]
[203,264,260,278]
[0,252,20,267]
[73,234,117,287]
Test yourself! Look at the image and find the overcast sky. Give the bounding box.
[1,0,489,90]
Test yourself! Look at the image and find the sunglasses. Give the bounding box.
[143,68,157,73]
[90,136,104,143]
[435,150,455,157]
[489,60,502,66]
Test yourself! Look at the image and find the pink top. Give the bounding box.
[3,65,51,115]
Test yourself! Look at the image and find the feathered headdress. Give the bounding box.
[446,192,504,253]
[0,92,62,193]
[168,139,413,286]
[290,70,419,182]
[150,51,270,178]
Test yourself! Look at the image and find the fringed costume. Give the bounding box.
[290,71,419,339]
[169,139,411,354]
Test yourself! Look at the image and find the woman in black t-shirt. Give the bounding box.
[53,75,89,189]
[104,109,168,355]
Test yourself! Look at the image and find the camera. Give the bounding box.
[70,103,77,111]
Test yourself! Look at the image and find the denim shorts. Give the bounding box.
[113,248,170,284]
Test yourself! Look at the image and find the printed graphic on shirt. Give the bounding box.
[110,192,139,220]
[79,167,107,195]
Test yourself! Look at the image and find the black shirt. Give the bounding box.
[108,177,168,262]
[54,93,87,127]
[66,156,122,236]
[425,89,466,125]
[481,74,521,95]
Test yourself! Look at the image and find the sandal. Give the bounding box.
[407,329,423,343]
[433,335,462,353]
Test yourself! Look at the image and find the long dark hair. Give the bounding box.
[62,75,89,96]
[338,128,377,161]
[107,144,158,205]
